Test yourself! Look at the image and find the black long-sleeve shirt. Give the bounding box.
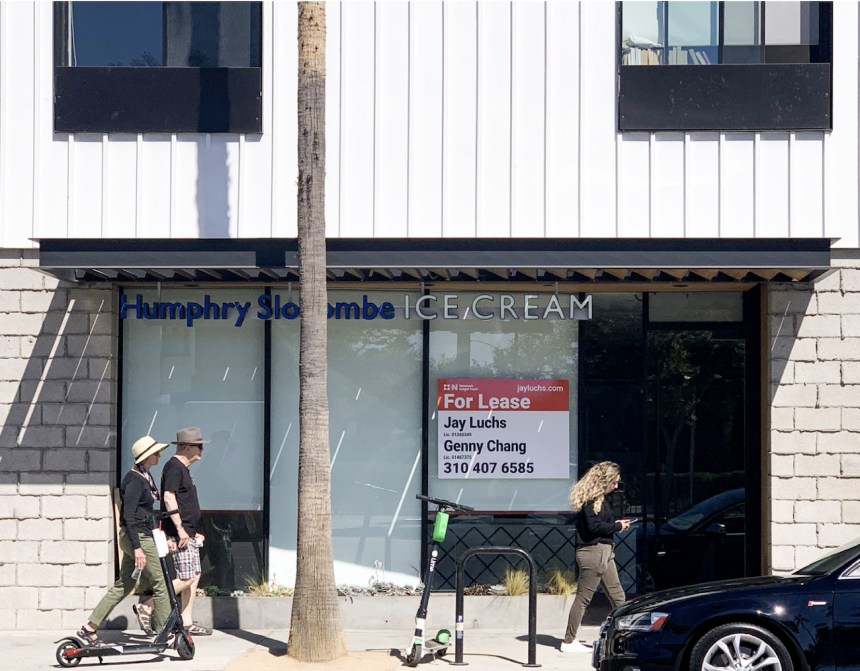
[575,498,622,546]
[120,469,157,549]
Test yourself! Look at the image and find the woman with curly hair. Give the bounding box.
[560,461,631,653]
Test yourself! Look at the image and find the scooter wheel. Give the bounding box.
[176,632,195,660]
[405,643,421,667]
[56,640,82,667]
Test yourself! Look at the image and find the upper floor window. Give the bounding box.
[621,1,829,66]
[54,2,263,134]
[618,1,832,132]
[64,2,261,68]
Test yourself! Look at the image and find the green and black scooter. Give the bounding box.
[54,509,195,666]
[405,494,474,667]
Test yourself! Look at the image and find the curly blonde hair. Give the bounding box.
[569,461,621,514]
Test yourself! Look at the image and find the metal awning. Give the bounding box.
[37,237,834,284]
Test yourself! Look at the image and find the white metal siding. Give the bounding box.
[0,1,857,247]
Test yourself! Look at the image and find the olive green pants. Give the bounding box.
[564,543,626,643]
[88,530,170,632]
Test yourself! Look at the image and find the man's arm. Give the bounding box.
[163,490,190,548]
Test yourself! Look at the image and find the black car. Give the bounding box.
[649,488,746,591]
[594,537,860,671]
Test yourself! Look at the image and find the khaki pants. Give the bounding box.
[564,543,626,643]
[88,530,170,632]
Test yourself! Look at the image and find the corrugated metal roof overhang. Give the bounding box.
[36,237,834,284]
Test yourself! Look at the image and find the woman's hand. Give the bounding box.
[134,547,147,570]
[618,519,632,531]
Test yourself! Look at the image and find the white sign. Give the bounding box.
[437,379,570,480]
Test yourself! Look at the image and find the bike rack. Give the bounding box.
[452,546,540,668]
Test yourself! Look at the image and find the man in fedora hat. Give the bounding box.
[77,436,171,646]
[136,427,212,636]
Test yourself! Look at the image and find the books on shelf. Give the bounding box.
[622,46,662,66]
[621,41,714,66]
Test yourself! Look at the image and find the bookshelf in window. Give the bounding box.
[621,45,664,66]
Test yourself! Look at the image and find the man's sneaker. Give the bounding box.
[560,639,592,653]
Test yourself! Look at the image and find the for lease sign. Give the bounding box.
[437,379,570,480]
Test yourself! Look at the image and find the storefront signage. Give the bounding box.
[437,379,570,480]
[119,293,592,327]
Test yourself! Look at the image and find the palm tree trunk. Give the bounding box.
[289,2,345,662]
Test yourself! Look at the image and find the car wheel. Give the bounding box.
[690,623,792,671]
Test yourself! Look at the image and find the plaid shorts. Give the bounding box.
[168,536,201,580]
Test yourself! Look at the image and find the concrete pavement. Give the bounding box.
[8,626,600,670]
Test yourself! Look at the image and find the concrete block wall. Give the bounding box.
[0,251,117,629]
[770,251,860,573]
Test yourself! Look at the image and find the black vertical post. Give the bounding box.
[743,286,763,578]
[420,291,430,579]
[262,286,272,578]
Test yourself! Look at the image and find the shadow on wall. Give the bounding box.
[0,284,116,488]
[771,287,815,389]
[191,3,231,238]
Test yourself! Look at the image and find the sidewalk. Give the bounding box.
[8,626,599,670]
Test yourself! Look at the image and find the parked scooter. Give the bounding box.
[405,494,474,666]
[54,509,195,666]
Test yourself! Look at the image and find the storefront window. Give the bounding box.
[427,292,580,588]
[121,288,265,593]
[268,290,424,588]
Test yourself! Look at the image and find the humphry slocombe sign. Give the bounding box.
[119,293,593,326]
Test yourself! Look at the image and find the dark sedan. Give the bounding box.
[593,537,860,671]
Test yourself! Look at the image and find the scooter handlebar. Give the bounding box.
[416,494,475,513]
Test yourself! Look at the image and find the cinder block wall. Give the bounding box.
[770,251,860,574]
[0,251,117,629]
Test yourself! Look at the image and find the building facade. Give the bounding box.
[0,0,857,629]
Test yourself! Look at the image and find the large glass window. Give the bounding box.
[119,285,757,595]
[428,292,579,511]
[66,2,262,68]
[121,288,265,593]
[54,2,263,134]
[621,1,828,66]
[269,291,424,588]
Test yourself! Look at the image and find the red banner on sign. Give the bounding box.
[437,379,569,412]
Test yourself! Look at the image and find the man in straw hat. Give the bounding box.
[137,427,212,636]
[75,436,171,646]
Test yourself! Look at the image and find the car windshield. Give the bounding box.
[794,537,860,576]
[662,489,745,533]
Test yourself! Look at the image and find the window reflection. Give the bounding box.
[67,2,262,68]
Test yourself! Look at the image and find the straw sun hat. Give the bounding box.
[132,435,170,464]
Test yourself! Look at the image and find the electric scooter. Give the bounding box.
[405,494,474,667]
[54,509,195,666]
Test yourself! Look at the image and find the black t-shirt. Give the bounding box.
[160,456,201,537]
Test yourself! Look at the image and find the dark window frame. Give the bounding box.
[53,2,263,134]
[617,1,833,132]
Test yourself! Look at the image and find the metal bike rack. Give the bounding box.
[453,546,540,668]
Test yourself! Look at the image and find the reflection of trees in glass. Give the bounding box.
[469,324,577,377]
[648,332,745,517]
[110,52,161,67]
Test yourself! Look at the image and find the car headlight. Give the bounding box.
[616,611,669,632]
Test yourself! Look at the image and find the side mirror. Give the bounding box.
[705,522,727,536]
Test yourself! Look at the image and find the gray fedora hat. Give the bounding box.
[171,427,210,445]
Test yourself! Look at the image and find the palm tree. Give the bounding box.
[289,2,345,662]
